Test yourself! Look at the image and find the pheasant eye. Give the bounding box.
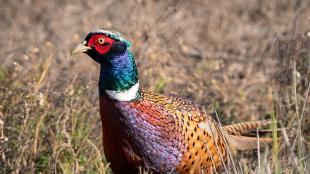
[98,38,105,44]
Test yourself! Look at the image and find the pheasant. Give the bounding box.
[71,29,271,174]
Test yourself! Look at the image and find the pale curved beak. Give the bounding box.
[71,41,91,55]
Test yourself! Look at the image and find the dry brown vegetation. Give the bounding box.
[0,0,309,173]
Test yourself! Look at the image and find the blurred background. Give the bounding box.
[0,0,309,173]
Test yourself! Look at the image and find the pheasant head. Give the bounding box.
[72,29,140,101]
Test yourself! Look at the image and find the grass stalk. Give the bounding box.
[271,111,281,174]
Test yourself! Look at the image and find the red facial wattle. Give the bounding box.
[87,34,115,55]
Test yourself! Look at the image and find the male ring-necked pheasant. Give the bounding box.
[71,29,271,174]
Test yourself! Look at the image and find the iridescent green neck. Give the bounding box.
[99,50,141,101]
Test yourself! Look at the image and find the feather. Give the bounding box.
[226,134,272,150]
[223,120,271,136]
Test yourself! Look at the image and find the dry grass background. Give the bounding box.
[0,0,309,173]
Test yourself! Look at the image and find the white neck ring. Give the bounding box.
[105,82,139,101]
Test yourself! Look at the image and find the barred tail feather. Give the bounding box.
[223,120,271,136]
